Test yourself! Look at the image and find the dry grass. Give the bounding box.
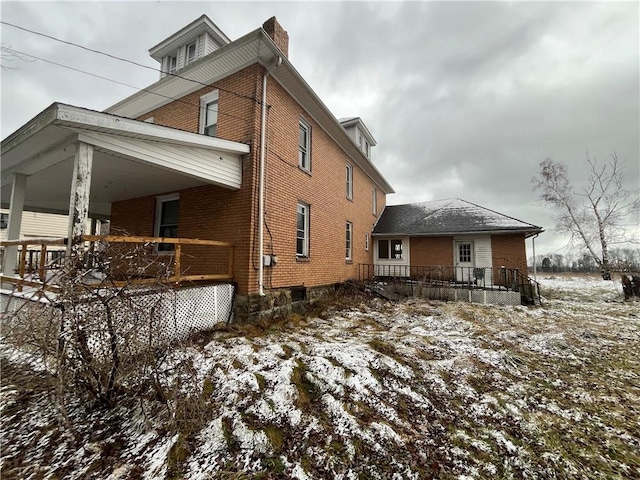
[2,277,639,479]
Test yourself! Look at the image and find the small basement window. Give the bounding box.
[291,285,307,302]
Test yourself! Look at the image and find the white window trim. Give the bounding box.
[186,41,197,65]
[377,238,403,260]
[298,119,311,171]
[346,164,353,200]
[154,193,179,253]
[365,232,369,252]
[296,202,310,257]
[168,53,177,74]
[346,221,353,260]
[372,188,377,215]
[199,90,219,136]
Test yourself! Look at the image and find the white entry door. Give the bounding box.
[455,241,474,282]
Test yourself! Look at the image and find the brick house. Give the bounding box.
[370,199,542,289]
[1,16,393,319]
[1,16,543,316]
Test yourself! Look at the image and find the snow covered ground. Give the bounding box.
[2,274,639,479]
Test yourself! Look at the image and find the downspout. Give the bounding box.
[258,56,282,296]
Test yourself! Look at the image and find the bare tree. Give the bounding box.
[1,45,34,70]
[533,153,640,279]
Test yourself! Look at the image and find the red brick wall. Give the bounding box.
[110,63,387,295]
[409,236,454,265]
[260,77,382,290]
[402,234,529,276]
[491,234,529,276]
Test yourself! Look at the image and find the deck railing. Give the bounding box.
[0,235,234,293]
[358,263,541,303]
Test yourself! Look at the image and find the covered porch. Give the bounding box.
[1,103,249,292]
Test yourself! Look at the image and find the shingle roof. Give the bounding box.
[373,198,543,236]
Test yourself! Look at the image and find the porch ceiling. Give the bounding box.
[1,103,250,218]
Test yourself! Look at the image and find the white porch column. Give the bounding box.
[2,173,27,277]
[66,142,93,264]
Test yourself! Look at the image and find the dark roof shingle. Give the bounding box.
[373,198,543,236]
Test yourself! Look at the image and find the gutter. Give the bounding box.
[258,56,282,296]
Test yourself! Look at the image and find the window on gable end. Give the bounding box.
[346,164,353,200]
[199,90,219,137]
[345,222,353,260]
[298,120,311,171]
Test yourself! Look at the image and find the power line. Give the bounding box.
[3,46,251,126]
[1,20,264,106]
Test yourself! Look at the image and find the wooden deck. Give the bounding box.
[0,235,234,293]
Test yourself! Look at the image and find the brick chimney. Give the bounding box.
[262,17,289,58]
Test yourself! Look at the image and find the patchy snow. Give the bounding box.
[2,273,639,478]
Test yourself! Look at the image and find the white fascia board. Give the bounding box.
[1,103,58,154]
[75,131,242,189]
[106,28,264,118]
[56,104,249,155]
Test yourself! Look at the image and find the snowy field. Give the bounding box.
[1,274,639,479]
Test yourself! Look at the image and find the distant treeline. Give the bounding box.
[528,248,640,273]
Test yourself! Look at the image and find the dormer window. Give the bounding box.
[186,42,197,65]
[168,54,177,74]
[149,15,232,80]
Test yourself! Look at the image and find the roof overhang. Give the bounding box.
[106,28,394,195]
[339,117,377,146]
[1,103,249,218]
[149,14,231,62]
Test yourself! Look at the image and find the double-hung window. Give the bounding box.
[155,194,179,252]
[168,54,177,74]
[296,202,310,257]
[199,90,219,137]
[298,120,310,171]
[186,42,197,65]
[345,222,353,260]
[346,164,353,200]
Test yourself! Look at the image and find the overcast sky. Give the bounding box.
[1,1,638,258]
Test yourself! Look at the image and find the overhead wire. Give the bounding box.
[0,20,265,106]
[2,46,252,126]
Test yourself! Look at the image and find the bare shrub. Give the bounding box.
[1,237,201,419]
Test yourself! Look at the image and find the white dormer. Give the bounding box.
[149,15,231,79]
[339,117,377,160]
